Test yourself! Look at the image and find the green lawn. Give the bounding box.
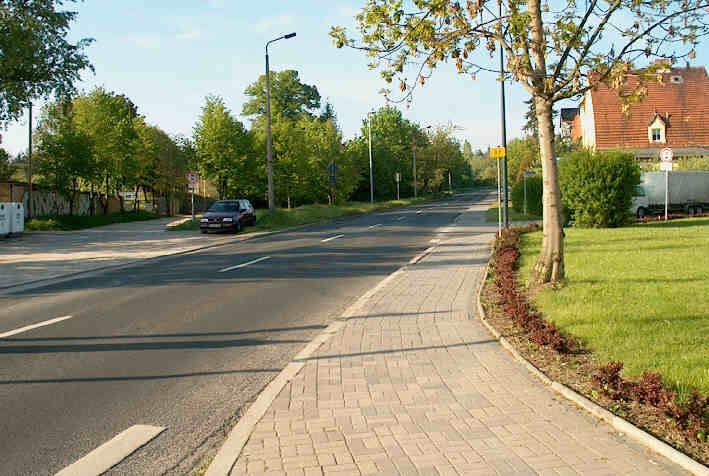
[518,218,709,399]
[168,194,451,232]
[485,205,540,223]
[25,210,160,231]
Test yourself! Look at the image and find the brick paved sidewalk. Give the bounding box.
[227,201,685,475]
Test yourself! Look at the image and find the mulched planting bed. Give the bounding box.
[480,227,708,466]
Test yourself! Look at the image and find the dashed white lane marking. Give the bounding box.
[367,224,382,230]
[56,425,166,476]
[321,234,345,243]
[416,210,423,214]
[396,216,406,221]
[218,256,271,273]
[430,238,441,244]
[0,315,74,339]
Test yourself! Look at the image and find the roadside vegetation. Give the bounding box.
[485,205,539,223]
[482,219,709,463]
[25,210,159,231]
[168,193,452,232]
[519,218,709,398]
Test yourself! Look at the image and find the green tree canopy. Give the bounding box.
[194,95,251,199]
[242,70,321,124]
[0,0,93,126]
[0,148,15,181]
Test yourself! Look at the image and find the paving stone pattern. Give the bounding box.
[231,203,686,476]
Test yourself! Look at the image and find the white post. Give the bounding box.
[522,172,527,216]
[497,157,502,235]
[665,169,669,221]
[191,189,195,222]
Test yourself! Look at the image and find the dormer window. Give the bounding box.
[648,114,667,144]
[670,75,683,84]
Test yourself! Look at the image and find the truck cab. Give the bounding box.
[632,185,649,218]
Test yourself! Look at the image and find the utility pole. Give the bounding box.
[28,102,33,219]
[499,2,509,229]
[412,145,417,199]
[367,111,374,203]
[265,32,296,210]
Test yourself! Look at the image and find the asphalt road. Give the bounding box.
[0,191,488,475]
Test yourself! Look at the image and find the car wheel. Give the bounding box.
[636,207,647,219]
[235,221,241,233]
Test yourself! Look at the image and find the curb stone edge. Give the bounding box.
[475,254,709,476]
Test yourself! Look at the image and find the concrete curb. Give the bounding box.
[475,253,709,476]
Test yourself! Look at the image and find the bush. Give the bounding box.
[559,150,641,227]
[511,175,542,217]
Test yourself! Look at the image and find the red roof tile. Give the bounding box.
[590,67,709,150]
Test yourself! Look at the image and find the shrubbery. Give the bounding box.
[559,150,641,227]
[511,175,542,217]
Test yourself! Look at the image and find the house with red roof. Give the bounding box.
[564,63,709,159]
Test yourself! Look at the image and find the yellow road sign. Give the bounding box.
[490,147,506,159]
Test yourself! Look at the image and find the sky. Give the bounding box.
[2,0,707,158]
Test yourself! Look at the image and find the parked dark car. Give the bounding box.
[199,199,256,234]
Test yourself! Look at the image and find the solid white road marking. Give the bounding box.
[56,425,166,476]
[416,210,423,214]
[321,234,344,243]
[0,315,74,339]
[367,224,382,230]
[397,216,406,221]
[218,256,270,273]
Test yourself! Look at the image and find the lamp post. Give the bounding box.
[265,32,296,210]
[498,2,509,228]
[367,110,374,203]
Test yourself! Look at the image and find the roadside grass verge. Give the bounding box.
[518,217,709,400]
[167,193,452,232]
[25,210,160,231]
[485,205,539,223]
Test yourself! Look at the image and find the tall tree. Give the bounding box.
[72,87,139,214]
[0,148,15,181]
[242,70,321,124]
[194,95,250,199]
[331,0,709,284]
[0,0,93,126]
[35,99,93,215]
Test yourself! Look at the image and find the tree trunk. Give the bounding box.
[527,0,565,285]
[532,97,565,284]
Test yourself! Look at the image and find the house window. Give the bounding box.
[652,128,662,142]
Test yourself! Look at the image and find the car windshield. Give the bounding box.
[208,202,238,212]
[634,186,645,197]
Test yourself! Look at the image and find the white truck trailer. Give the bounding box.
[632,171,709,218]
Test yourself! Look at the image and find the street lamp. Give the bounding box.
[265,32,296,210]
[498,2,509,228]
[367,110,374,203]
[413,125,432,199]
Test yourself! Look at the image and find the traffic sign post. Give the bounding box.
[395,172,401,200]
[660,149,673,220]
[523,170,536,216]
[187,172,199,221]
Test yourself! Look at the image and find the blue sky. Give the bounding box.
[2,1,706,157]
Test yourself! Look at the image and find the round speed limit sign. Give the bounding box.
[660,148,674,163]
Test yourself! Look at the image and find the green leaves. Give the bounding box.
[0,0,93,126]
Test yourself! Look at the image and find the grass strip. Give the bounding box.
[168,194,452,232]
[518,217,709,399]
[25,210,160,231]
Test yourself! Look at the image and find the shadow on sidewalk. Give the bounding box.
[295,339,497,362]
